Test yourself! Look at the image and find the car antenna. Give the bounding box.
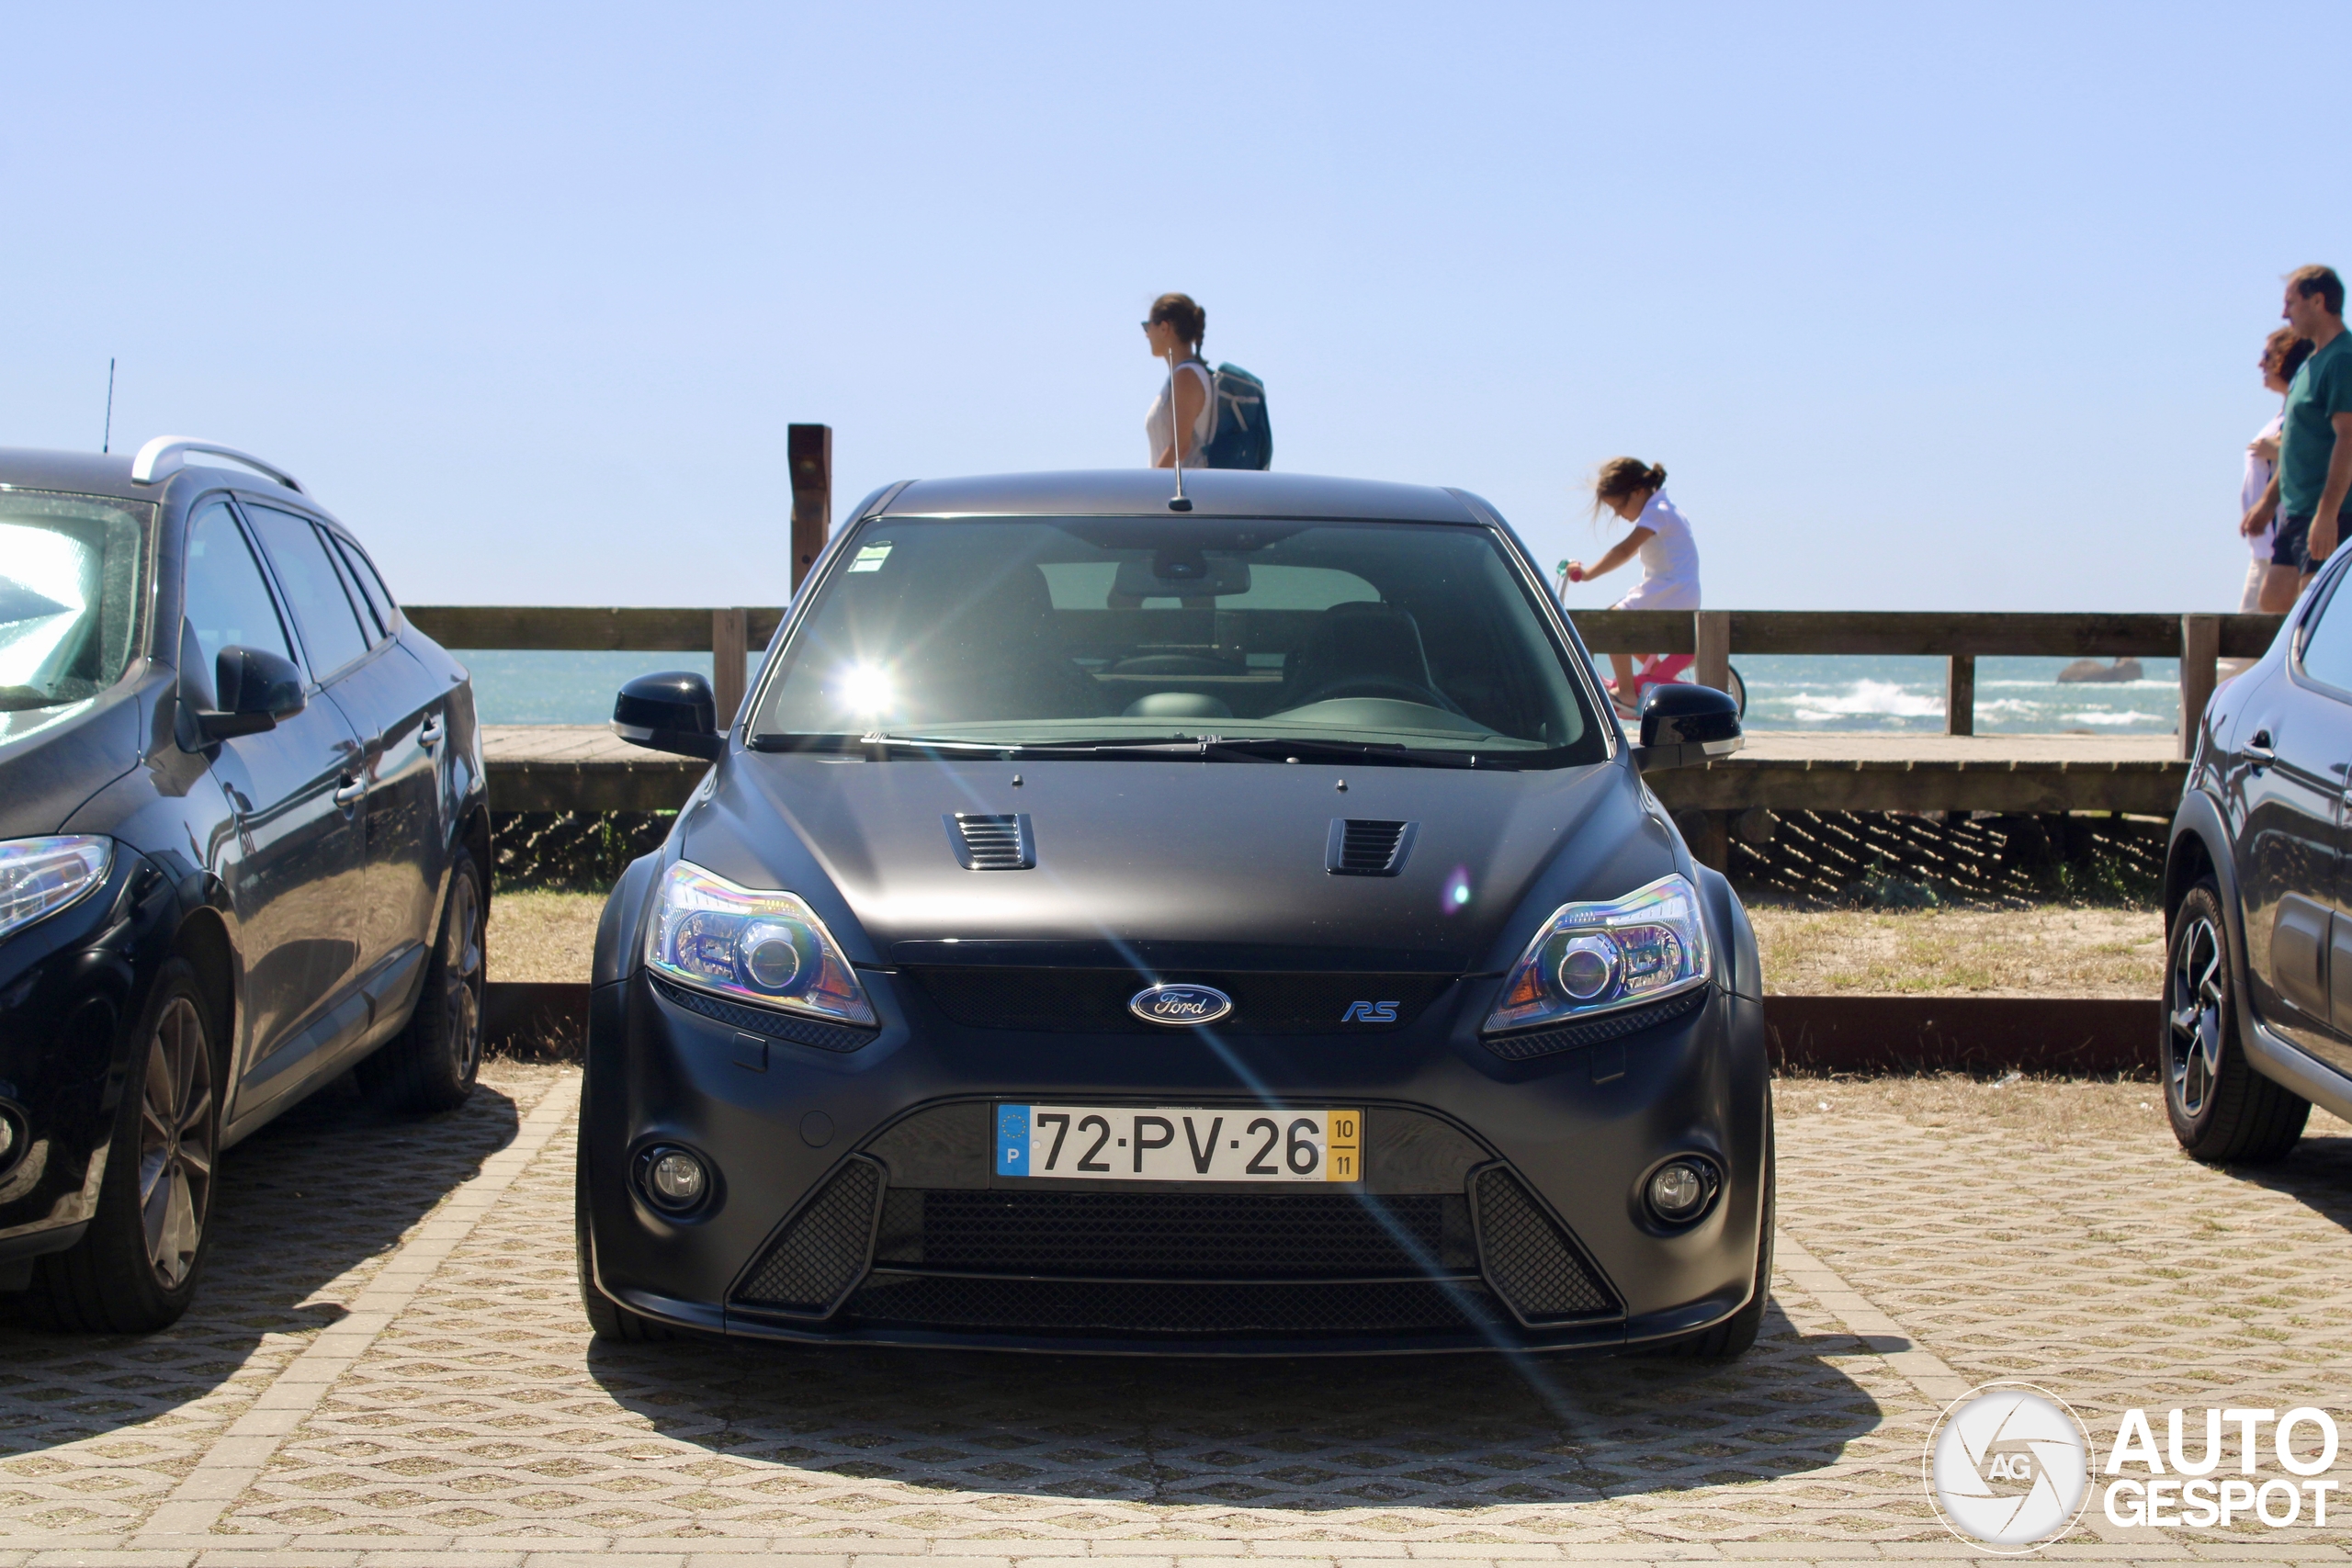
[102,357,115,453]
[1165,333,1193,513]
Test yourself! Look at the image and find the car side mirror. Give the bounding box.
[196,646,307,741]
[1632,682,1743,773]
[613,671,724,760]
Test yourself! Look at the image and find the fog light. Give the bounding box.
[0,1105,18,1168]
[1645,1157,1718,1224]
[636,1145,710,1213]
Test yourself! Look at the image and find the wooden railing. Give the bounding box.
[399,605,2288,758]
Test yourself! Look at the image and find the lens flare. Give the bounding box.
[1442,866,1473,913]
[835,662,895,715]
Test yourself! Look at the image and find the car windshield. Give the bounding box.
[0,492,149,712]
[750,517,1603,761]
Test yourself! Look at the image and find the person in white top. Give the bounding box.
[1142,292,1213,468]
[2237,327,2312,614]
[1562,458,1702,710]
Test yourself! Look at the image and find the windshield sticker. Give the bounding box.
[847,543,893,573]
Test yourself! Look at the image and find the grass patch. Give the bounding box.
[1749,904,2162,997]
[487,888,606,983]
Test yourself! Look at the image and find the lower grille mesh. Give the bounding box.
[733,1158,882,1314]
[1474,1167,1618,1323]
[842,1272,1505,1337]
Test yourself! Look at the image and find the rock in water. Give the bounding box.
[2056,656,2143,683]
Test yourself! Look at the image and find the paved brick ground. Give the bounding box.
[3,1063,2348,1567]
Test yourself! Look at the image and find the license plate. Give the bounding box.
[995,1104,1362,1183]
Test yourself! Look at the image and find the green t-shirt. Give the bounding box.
[2280,332,2352,516]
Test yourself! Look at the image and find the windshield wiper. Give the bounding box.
[747,732,1511,767]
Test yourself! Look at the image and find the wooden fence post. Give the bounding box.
[788,424,832,592]
[712,607,748,730]
[1694,611,1731,694]
[2180,614,2220,760]
[1946,655,1975,736]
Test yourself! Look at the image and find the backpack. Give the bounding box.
[1198,362,1272,469]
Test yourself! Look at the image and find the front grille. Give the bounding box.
[1473,1167,1619,1324]
[872,1189,1473,1278]
[651,976,876,1053]
[904,967,1456,1033]
[841,1272,1506,1337]
[947,813,1033,870]
[732,1157,883,1314]
[1480,986,1707,1061]
[1328,818,1417,875]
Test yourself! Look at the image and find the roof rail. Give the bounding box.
[130,435,304,493]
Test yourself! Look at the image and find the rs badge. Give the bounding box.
[1340,1000,1400,1023]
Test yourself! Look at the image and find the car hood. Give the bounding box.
[0,684,144,840]
[677,751,1683,975]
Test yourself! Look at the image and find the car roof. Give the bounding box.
[877,469,1494,525]
[0,446,332,523]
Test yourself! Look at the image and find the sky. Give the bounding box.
[2,2,2335,614]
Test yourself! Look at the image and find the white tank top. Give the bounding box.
[1146,360,1215,468]
[1609,491,1702,611]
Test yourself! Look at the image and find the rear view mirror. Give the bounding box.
[197,646,307,741]
[614,671,724,760]
[1632,682,1742,773]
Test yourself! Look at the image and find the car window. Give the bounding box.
[243,503,372,678]
[0,491,149,711]
[322,533,385,643]
[184,502,295,673]
[2301,570,2352,694]
[332,535,397,630]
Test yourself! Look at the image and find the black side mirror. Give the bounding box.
[613,671,723,760]
[1632,682,1743,773]
[194,646,307,741]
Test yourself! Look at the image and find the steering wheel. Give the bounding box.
[1288,674,1464,713]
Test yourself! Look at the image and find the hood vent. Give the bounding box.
[1327,818,1417,876]
[947,813,1035,871]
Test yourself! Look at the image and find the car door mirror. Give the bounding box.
[198,646,308,740]
[1632,682,1743,773]
[613,671,724,760]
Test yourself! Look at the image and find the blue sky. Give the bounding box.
[1,3,2329,613]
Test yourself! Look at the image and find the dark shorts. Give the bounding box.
[2276,512,2319,571]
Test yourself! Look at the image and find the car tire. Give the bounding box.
[359,851,485,1113]
[2165,879,2310,1164]
[22,958,220,1334]
[575,1134,679,1342]
[1660,1111,1774,1360]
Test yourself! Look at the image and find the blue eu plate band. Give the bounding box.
[996,1104,1030,1177]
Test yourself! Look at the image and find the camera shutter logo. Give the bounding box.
[1925,1382,2091,1551]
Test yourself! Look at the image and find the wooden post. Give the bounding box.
[788,423,832,592]
[2180,614,2220,760]
[711,606,748,730]
[1694,611,1731,694]
[1946,655,1975,737]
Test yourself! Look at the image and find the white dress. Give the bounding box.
[1146,360,1214,468]
[1610,491,1702,610]
[2241,412,2283,612]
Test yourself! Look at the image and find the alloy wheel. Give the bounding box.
[2167,913,2227,1120]
[445,874,483,1081]
[139,996,214,1287]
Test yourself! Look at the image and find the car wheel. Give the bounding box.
[24,959,220,1334]
[359,850,484,1113]
[1661,1109,1774,1360]
[575,1133,679,1342]
[2165,879,2310,1164]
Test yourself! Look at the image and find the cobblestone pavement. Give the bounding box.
[2,1063,2348,1566]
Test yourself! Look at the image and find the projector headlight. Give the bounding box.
[1485,873,1711,1033]
[0,836,113,944]
[646,862,876,1027]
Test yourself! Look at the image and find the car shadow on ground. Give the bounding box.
[0,1072,521,1460]
[2231,1129,2352,1233]
[582,1303,1887,1510]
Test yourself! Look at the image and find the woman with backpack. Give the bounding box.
[1562,457,1702,715]
[1143,292,1214,468]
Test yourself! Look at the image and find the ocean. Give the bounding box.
[455,649,2188,735]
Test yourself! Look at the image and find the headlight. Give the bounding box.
[1484,873,1711,1033]
[646,862,876,1027]
[0,837,113,944]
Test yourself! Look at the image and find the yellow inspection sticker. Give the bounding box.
[1325,1109,1361,1181]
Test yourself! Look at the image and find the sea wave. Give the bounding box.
[1784,679,1946,723]
[2064,710,2150,726]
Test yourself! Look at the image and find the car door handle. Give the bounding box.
[2246,730,2276,762]
[419,715,444,750]
[334,774,366,807]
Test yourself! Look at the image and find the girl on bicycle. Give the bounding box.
[1561,457,1702,714]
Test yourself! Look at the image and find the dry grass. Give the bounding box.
[1749,904,2162,997]
[1780,1071,2352,1150]
[487,889,606,983]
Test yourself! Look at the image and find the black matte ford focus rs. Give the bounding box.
[580,470,1770,1356]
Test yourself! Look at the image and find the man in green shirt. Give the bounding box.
[2257,265,2352,601]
